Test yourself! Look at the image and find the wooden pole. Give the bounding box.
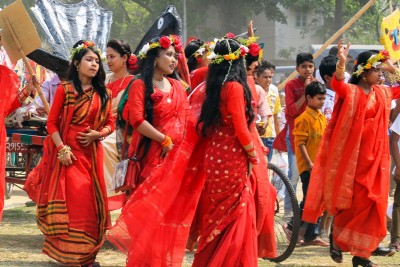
[277,0,378,90]
[3,15,50,114]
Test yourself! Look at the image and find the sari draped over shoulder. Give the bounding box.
[108,78,203,267]
[0,65,20,222]
[31,82,113,266]
[103,75,134,210]
[303,76,400,257]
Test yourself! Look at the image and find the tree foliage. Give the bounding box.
[2,0,398,52]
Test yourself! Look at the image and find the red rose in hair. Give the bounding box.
[248,43,261,57]
[172,35,182,51]
[151,90,164,102]
[174,42,183,52]
[225,32,235,38]
[127,54,138,71]
[159,36,171,49]
[381,50,390,60]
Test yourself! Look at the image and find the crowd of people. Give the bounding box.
[1,19,400,267]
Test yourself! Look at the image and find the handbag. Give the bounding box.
[112,115,141,193]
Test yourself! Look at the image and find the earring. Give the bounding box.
[76,66,79,72]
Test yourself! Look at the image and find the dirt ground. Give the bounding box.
[0,205,399,267]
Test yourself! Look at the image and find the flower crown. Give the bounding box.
[353,50,390,76]
[70,41,102,60]
[138,35,183,59]
[188,41,214,63]
[237,36,262,59]
[207,38,248,64]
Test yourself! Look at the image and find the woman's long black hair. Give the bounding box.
[198,38,254,137]
[184,39,204,72]
[137,36,180,159]
[348,50,378,85]
[67,40,109,112]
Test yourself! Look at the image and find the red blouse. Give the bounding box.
[220,81,253,147]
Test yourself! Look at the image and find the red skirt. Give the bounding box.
[193,127,258,267]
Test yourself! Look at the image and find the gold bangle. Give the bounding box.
[336,63,345,71]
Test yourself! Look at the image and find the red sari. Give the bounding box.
[0,66,20,222]
[303,76,400,257]
[192,81,258,267]
[108,77,202,267]
[248,75,277,258]
[30,82,114,266]
[104,75,134,210]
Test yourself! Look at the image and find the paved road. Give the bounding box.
[4,185,32,210]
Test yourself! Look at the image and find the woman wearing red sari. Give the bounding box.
[107,35,202,266]
[104,39,136,210]
[31,40,114,267]
[0,66,36,221]
[192,38,259,267]
[303,40,400,267]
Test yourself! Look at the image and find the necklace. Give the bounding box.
[113,73,129,88]
[83,87,93,99]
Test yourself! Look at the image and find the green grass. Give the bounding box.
[0,206,399,266]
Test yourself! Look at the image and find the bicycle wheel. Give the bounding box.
[264,162,300,263]
[5,181,14,199]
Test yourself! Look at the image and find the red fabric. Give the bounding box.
[303,75,400,257]
[187,66,208,119]
[192,81,258,267]
[251,129,277,258]
[107,75,134,98]
[25,83,113,265]
[0,65,20,222]
[247,76,259,115]
[284,77,307,151]
[104,75,135,210]
[108,77,203,266]
[190,66,208,90]
[177,52,191,87]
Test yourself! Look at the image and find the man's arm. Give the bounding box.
[391,132,400,181]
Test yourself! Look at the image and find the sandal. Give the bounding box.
[329,233,343,263]
[389,241,400,252]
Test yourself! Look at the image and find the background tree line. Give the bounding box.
[1,0,399,54]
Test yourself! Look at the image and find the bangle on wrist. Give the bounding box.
[245,144,255,153]
[336,63,345,71]
[57,144,64,151]
[57,145,71,159]
[160,135,172,147]
[248,155,260,165]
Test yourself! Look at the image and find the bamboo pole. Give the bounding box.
[3,16,50,114]
[278,0,378,90]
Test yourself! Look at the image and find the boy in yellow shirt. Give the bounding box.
[293,81,327,246]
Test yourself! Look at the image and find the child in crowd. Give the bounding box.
[319,55,337,122]
[293,81,328,246]
[279,52,315,219]
[256,60,282,161]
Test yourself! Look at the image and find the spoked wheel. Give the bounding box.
[264,162,300,263]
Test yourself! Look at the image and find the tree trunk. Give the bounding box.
[334,0,344,40]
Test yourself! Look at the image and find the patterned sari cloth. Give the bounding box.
[303,76,400,257]
[28,82,114,266]
[103,74,134,210]
[108,77,203,267]
[0,65,20,222]
[192,81,260,267]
